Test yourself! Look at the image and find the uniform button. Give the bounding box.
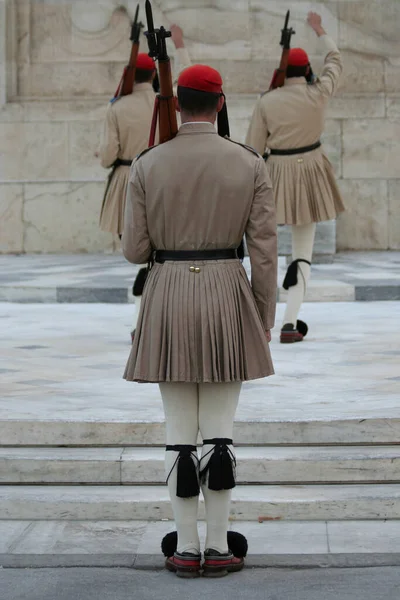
[195,267,201,273]
[297,157,304,163]
[189,266,195,272]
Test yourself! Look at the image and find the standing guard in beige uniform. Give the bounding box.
[246,12,345,343]
[123,65,277,577]
[98,26,190,334]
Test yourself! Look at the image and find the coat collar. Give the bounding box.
[133,82,154,93]
[284,77,307,87]
[177,122,217,136]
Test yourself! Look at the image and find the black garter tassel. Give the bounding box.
[200,438,236,491]
[161,530,248,558]
[282,259,311,290]
[166,445,200,499]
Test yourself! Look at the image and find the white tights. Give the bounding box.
[283,223,316,326]
[159,382,241,555]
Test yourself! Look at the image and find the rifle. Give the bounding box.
[269,10,295,90]
[112,4,144,102]
[145,0,178,145]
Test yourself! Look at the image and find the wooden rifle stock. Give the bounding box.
[269,10,295,90]
[145,1,177,146]
[112,4,143,101]
[119,42,140,97]
[157,60,178,144]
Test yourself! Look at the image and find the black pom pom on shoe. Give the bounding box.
[296,320,308,337]
[161,530,248,559]
[227,531,248,558]
[161,531,178,557]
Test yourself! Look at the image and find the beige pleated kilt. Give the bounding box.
[99,165,130,235]
[123,259,274,383]
[267,147,345,225]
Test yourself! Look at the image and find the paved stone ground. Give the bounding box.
[0,252,399,303]
[1,567,400,600]
[2,519,400,569]
[1,301,399,423]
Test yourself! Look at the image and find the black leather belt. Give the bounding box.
[155,249,238,263]
[114,158,133,167]
[263,140,321,160]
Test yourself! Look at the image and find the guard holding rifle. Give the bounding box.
[123,0,276,578]
[246,12,345,344]
[98,5,190,335]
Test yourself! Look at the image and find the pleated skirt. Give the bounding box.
[267,147,345,225]
[99,166,130,235]
[123,259,274,383]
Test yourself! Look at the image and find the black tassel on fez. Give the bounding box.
[282,259,311,290]
[200,438,236,491]
[166,445,200,499]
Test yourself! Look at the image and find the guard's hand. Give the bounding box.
[307,12,325,36]
[170,24,185,49]
[94,151,99,158]
[265,330,271,343]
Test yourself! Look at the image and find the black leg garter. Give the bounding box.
[282,259,311,290]
[200,438,236,491]
[166,445,200,499]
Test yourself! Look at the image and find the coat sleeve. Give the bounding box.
[245,157,277,330]
[99,105,120,169]
[245,99,269,156]
[174,47,191,82]
[315,35,343,98]
[122,160,153,264]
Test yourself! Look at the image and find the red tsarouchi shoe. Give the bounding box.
[202,549,244,578]
[165,552,201,578]
[280,320,308,344]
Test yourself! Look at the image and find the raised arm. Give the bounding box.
[99,105,120,169]
[170,24,191,86]
[123,160,153,264]
[245,158,277,332]
[245,99,269,156]
[308,12,342,97]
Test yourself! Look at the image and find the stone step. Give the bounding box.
[2,417,400,446]
[1,446,400,485]
[1,484,400,521]
[2,519,400,569]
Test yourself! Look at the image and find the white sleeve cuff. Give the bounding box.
[317,34,339,57]
[175,47,191,71]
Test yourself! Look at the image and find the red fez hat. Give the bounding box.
[136,53,155,71]
[178,64,223,94]
[288,48,309,67]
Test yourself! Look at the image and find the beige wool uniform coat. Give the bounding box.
[99,48,191,235]
[123,122,277,383]
[245,35,345,226]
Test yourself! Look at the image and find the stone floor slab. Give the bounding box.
[0,252,399,303]
[11,521,147,554]
[1,520,400,569]
[0,302,399,446]
[0,448,122,483]
[327,521,400,553]
[1,485,400,521]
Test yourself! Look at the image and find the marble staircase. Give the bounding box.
[1,417,400,522]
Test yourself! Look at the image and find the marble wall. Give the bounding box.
[0,0,399,253]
